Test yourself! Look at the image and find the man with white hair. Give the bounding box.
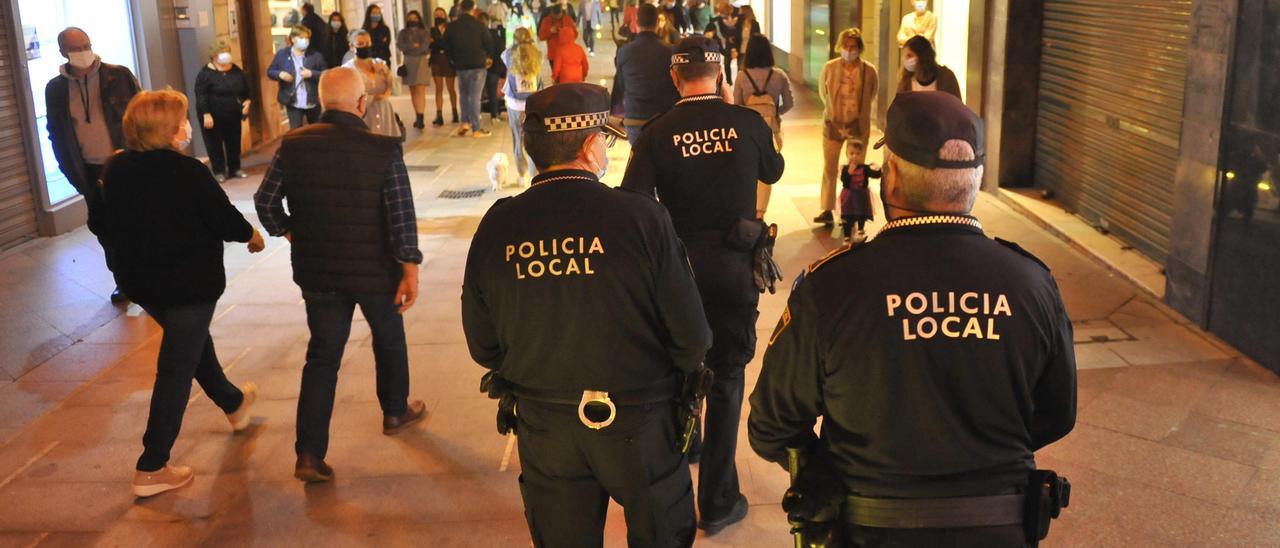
[255,67,427,483]
[748,91,1077,547]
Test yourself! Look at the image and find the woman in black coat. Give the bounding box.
[102,89,265,499]
[362,4,393,64]
[193,43,251,181]
[325,11,351,69]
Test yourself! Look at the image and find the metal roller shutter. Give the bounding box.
[1035,0,1192,261]
[0,3,38,250]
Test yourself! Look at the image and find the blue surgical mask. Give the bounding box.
[293,38,310,50]
[371,14,382,22]
[915,1,928,12]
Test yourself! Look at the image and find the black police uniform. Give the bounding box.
[621,43,785,527]
[461,84,712,548]
[748,92,1076,546]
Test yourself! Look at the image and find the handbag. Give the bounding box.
[397,64,408,78]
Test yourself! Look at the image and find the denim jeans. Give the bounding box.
[296,291,410,458]
[287,105,321,129]
[507,108,535,177]
[625,124,645,147]
[457,68,487,130]
[137,302,244,471]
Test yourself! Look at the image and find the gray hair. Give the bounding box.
[887,140,984,213]
[349,29,370,43]
[57,27,88,51]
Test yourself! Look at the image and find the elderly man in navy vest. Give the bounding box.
[254,67,427,482]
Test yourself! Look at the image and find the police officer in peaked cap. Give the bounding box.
[622,35,785,535]
[461,82,713,547]
[748,91,1077,547]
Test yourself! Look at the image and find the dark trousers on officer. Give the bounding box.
[842,524,1028,547]
[683,237,758,521]
[516,400,696,547]
[295,291,411,458]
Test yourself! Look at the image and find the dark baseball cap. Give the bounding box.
[671,35,724,66]
[874,92,985,169]
[523,83,626,139]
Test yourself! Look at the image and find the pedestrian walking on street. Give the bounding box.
[102,89,265,498]
[299,3,331,65]
[733,33,793,219]
[897,35,962,100]
[688,0,711,32]
[45,27,141,304]
[487,0,512,48]
[430,8,461,126]
[361,4,393,65]
[815,27,878,226]
[346,30,403,139]
[268,26,326,129]
[538,4,579,72]
[462,83,711,547]
[580,0,603,55]
[622,36,785,536]
[254,67,427,483]
[839,142,879,243]
[610,4,679,145]
[324,12,351,69]
[501,27,550,184]
[194,42,252,182]
[477,12,509,123]
[446,0,497,137]
[551,34,589,83]
[398,10,432,129]
[707,2,737,84]
[750,91,1076,547]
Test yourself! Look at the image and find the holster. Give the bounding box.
[675,367,713,453]
[727,218,783,294]
[783,444,846,547]
[480,371,519,435]
[1024,469,1071,544]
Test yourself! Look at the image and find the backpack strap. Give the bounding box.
[743,69,763,95]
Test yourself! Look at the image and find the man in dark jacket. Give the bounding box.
[45,27,140,303]
[445,0,496,137]
[299,3,330,64]
[254,67,428,482]
[610,4,679,145]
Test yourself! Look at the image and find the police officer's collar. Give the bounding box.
[530,169,599,187]
[878,214,983,235]
[676,93,723,105]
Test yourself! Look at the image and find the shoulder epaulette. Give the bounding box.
[793,241,864,290]
[994,237,1050,272]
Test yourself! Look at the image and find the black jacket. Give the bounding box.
[100,149,254,306]
[276,111,404,294]
[749,221,1077,498]
[44,62,140,193]
[301,11,331,63]
[462,170,712,392]
[326,26,351,69]
[193,64,250,119]
[366,23,393,64]
[610,32,679,121]
[444,13,495,70]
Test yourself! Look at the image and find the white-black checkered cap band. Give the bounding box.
[671,52,724,65]
[543,111,610,133]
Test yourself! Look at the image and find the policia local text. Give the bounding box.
[886,291,1012,340]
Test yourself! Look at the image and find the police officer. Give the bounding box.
[748,91,1077,547]
[621,35,785,535]
[461,83,713,547]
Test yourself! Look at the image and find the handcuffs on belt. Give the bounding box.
[578,390,617,429]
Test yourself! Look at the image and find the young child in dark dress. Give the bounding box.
[840,141,880,243]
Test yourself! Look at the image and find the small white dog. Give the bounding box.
[486,152,511,190]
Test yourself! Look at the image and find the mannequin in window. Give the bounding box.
[896,0,936,46]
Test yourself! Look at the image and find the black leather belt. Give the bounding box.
[514,377,679,430]
[843,494,1024,529]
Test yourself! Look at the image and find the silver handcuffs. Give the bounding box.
[577,390,616,430]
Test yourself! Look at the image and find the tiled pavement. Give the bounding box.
[0,35,1278,548]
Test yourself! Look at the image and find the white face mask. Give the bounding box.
[216,52,232,65]
[68,50,96,69]
[293,38,310,51]
[915,1,928,12]
[841,50,860,63]
[590,135,608,178]
[904,58,918,73]
[176,120,192,150]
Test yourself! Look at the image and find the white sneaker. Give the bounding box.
[132,465,194,498]
[226,382,257,432]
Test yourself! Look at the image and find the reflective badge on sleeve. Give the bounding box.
[768,305,792,346]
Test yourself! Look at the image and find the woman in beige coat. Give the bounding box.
[815,28,878,225]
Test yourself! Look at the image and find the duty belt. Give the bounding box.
[513,377,678,430]
[843,494,1024,529]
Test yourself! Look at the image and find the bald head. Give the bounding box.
[57,27,90,54]
[319,67,366,114]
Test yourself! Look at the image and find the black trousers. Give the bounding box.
[296,291,411,458]
[517,400,696,547]
[137,302,244,471]
[682,238,759,521]
[77,163,117,274]
[841,523,1028,547]
[286,105,321,129]
[202,111,243,176]
[583,20,595,52]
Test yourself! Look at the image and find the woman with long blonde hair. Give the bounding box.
[501,27,551,185]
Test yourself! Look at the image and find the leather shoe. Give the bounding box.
[699,494,749,535]
[294,453,333,483]
[383,400,427,435]
[110,287,128,303]
[813,210,834,225]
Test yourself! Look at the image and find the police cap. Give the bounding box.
[874,91,985,169]
[523,83,626,139]
[671,35,724,66]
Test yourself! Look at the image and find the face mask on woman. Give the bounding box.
[841,50,859,63]
[356,47,373,59]
[216,52,232,65]
[371,14,383,23]
[408,18,420,27]
[435,17,447,27]
[915,1,928,12]
[176,120,192,150]
[331,20,342,30]
[904,57,918,73]
[293,38,310,51]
